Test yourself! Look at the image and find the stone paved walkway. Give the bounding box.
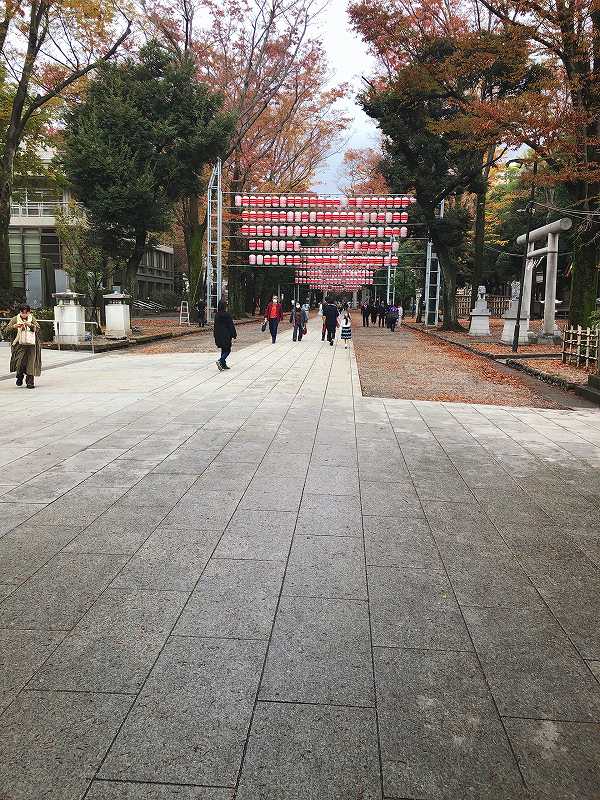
[1,334,600,799]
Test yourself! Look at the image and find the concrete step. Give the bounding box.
[576,377,600,405]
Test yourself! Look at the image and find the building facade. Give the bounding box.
[9,186,175,307]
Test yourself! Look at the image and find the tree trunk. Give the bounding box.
[0,154,16,299]
[125,229,147,292]
[569,230,599,326]
[183,196,206,301]
[423,207,463,331]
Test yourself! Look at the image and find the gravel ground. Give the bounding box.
[353,322,568,407]
[135,317,293,354]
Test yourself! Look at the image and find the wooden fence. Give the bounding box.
[562,326,600,368]
[455,294,511,319]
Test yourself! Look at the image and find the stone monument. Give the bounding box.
[469,285,491,336]
[501,281,529,344]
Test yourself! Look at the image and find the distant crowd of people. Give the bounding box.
[360,299,403,332]
[213,295,403,370]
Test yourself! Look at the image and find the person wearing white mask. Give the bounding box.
[263,295,283,343]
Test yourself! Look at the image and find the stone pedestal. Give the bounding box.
[104,292,131,339]
[501,301,530,344]
[469,287,491,336]
[53,291,86,344]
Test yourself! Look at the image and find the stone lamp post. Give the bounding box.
[103,291,132,339]
[53,290,86,345]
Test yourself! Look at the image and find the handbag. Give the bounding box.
[303,325,307,335]
[19,328,36,346]
[261,321,267,332]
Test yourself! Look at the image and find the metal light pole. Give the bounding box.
[512,159,538,352]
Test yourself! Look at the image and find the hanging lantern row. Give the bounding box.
[234,194,414,209]
[294,278,376,287]
[240,225,409,239]
[248,239,403,253]
[238,210,409,224]
[249,254,396,266]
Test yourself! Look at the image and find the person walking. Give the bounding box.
[378,301,387,328]
[398,303,404,327]
[213,299,237,370]
[263,295,283,343]
[322,297,339,346]
[369,300,377,326]
[387,303,400,332]
[340,310,352,348]
[6,305,41,389]
[196,298,207,327]
[290,302,308,342]
[361,301,369,327]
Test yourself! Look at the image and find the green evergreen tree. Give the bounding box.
[62,41,233,289]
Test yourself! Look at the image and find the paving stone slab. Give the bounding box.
[212,510,296,562]
[188,462,258,493]
[463,605,600,720]
[161,490,241,530]
[259,596,373,706]
[375,648,526,800]
[235,701,380,800]
[33,589,188,693]
[86,782,234,800]
[360,480,422,516]
[64,504,171,555]
[173,558,286,640]
[123,473,198,507]
[0,629,65,713]
[0,501,47,537]
[0,525,80,584]
[28,487,129,529]
[111,528,222,591]
[505,718,600,800]
[368,566,472,650]
[364,516,441,570]
[304,465,360,496]
[151,449,221,475]
[445,557,542,608]
[0,552,128,631]
[82,461,160,488]
[283,534,367,600]
[296,493,363,537]
[99,637,266,786]
[0,690,132,800]
[2,470,87,504]
[239,475,305,512]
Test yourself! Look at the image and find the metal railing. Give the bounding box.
[10,201,70,218]
[0,317,100,354]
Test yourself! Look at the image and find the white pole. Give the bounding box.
[543,231,559,337]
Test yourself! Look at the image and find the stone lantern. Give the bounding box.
[53,290,86,345]
[103,291,132,339]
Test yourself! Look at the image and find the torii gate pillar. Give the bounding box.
[516,218,572,342]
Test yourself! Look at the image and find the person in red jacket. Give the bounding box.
[264,295,283,343]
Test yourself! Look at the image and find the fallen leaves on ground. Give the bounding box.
[353,324,559,407]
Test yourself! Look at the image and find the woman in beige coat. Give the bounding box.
[5,305,42,388]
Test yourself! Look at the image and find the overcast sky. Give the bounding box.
[312,0,379,193]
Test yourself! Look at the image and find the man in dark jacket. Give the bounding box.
[322,298,339,346]
[196,298,207,327]
[369,301,377,325]
[361,301,369,327]
[213,299,237,370]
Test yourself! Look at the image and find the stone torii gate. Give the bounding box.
[515,217,572,341]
